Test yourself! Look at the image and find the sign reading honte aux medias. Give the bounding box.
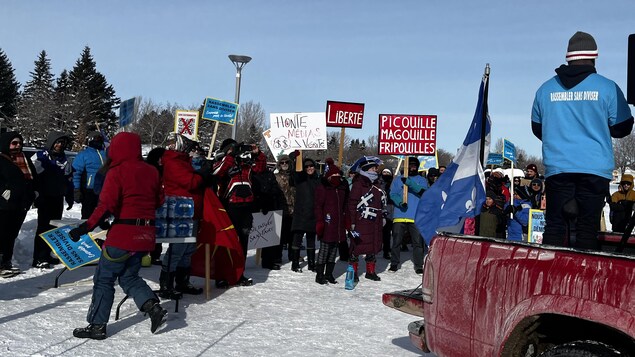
[174,110,200,140]
[201,97,239,125]
[269,112,327,151]
[378,114,437,155]
[326,101,365,128]
[40,225,102,270]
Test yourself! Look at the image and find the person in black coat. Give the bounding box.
[0,132,37,276]
[253,165,287,270]
[31,131,74,269]
[289,152,320,272]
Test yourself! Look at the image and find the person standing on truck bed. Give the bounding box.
[531,31,634,249]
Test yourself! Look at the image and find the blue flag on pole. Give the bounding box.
[415,73,491,245]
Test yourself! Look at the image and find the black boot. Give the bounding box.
[175,267,203,295]
[315,264,327,285]
[73,323,107,340]
[325,262,337,284]
[159,270,182,300]
[141,299,167,334]
[291,248,302,273]
[307,249,316,272]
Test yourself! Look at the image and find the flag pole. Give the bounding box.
[479,64,490,165]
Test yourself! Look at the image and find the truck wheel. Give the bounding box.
[539,340,620,357]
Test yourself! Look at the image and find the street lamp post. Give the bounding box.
[228,54,252,140]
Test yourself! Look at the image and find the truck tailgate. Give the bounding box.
[382,288,424,317]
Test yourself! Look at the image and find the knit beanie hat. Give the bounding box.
[220,138,237,152]
[323,158,341,178]
[525,163,538,173]
[566,31,598,62]
[360,158,378,171]
[486,190,497,199]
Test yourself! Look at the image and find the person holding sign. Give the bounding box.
[346,157,386,282]
[389,157,428,274]
[0,132,37,277]
[532,31,633,249]
[69,132,167,340]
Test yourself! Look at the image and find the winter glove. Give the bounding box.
[74,189,82,203]
[65,196,74,211]
[316,221,325,237]
[2,189,10,201]
[348,230,362,244]
[69,223,89,242]
[400,202,408,209]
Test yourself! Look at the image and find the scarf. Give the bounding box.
[359,170,378,182]
[1,152,34,180]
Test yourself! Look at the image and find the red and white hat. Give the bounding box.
[566,31,598,62]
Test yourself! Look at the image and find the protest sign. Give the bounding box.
[269,112,327,151]
[174,110,200,140]
[40,226,101,270]
[378,114,437,155]
[119,97,138,128]
[326,101,364,128]
[248,210,283,250]
[528,209,545,244]
[487,153,504,166]
[263,129,294,159]
[201,97,239,125]
[503,139,516,163]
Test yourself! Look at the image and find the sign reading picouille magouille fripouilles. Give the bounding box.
[378,114,437,155]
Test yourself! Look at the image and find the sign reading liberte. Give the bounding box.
[378,114,437,155]
[326,101,364,128]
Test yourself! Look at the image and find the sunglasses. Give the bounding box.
[304,164,315,168]
[531,183,541,186]
[279,161,289,165]
[10,140,21,146]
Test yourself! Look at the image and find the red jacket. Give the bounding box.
[161,150,204,219]
[314,178,348,243]
[85,133,163,252]
[212,150,266,205]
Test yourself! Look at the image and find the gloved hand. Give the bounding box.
[349,230,361,244]
[2,189,10,201]
[400,177,408,184]
[401,202,408,209]
[69,223,89,242]
[66,197,74,211]
[316,221,325,236]
[74,189,82,203]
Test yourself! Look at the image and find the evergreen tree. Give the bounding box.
[68,46,119,147]
[0,49,20,128]
[54,70,74,131]
[17,50,56,146]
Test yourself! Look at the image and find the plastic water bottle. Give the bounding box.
[167,196,177,219]
[156,201,168,219]
[345,264,355,290]
[174,197,194,218]
[155,218,168,238]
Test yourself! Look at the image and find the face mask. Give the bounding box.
[328,176,341,186]
[382,175,392,182]
[360,170,378,182]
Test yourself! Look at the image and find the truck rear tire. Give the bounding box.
[539,340,620,357]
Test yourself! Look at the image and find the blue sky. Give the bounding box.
[2,0,634,157]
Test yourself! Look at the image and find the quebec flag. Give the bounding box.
[415,73,491,245]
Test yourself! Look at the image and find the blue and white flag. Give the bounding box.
[415,74,491,245]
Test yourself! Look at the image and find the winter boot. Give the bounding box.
[291,248,302,273]
[325,262,338,284]
[73,323,107,340]
[352,261,359,283]
[158,270,182,300]
[238,275,253,286]
[307,248,316,272]
[141,299,168,334]
[365,261,381,281]
[175,267,203,295]
[315,264,328,285]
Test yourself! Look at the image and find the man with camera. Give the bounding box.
[211,138,267,287]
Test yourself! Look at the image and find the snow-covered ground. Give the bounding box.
[1,184,619,356]
[0,206,431,357]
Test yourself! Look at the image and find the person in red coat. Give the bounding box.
[347,157,386,282]
[69,132,167,340]
[313,158,348,285]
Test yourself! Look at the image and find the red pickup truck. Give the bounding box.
[383,233,635,356]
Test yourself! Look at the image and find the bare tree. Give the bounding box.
[130,99,178,147]
[437,148,454,167]
[613,132,635,173]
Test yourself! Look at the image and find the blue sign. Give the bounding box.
[486,153,503,165]
[202,97,239,125]
[503,139,516,163]
[119,97,137,128]
[40,225,101,270]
